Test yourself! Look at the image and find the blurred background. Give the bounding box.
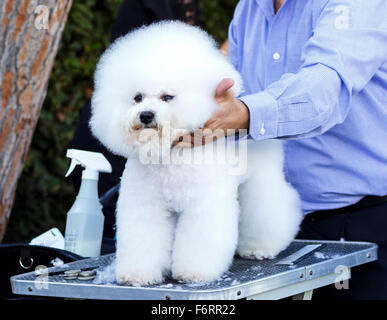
[3,0,238,243]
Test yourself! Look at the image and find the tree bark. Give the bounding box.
[0,0,73,241]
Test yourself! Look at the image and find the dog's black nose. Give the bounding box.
[139,111,155,124]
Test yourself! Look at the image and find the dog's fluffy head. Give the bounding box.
[90,21,242,157]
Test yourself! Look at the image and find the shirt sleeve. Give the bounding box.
[227,1,242,72]
[239,0,387,141]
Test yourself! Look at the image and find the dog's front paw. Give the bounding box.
[116,269,164,286]
[116,272,164,286]
[172,262,223,283]
[237,246,278,260]
[172,249,231,283]
[172,271,219,283]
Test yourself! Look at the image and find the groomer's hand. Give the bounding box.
[172,78,250,148]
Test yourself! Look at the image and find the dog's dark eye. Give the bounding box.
[161,94,174,102]
[134,94,143,103]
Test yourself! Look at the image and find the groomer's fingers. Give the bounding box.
[203,114,227,133]
[171,129,189,143]
[171,130,197,148]
[196,128,221,142]
[204,117,220,130]
[172,140,193,148]
[215,78,235,102]
[171,133,192,148]
[173,133,205,148]
[171,128,224,148]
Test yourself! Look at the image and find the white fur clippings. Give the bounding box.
[90,21,302,285]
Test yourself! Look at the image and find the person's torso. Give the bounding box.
[231,0,387,213]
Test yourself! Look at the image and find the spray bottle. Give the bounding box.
[64,149,112,257]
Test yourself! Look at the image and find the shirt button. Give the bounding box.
[260,124,266,135]
[273,52,281,61]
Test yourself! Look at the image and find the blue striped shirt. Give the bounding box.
[228,0,387,213]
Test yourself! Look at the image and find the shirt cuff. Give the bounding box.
[239,91,278,141]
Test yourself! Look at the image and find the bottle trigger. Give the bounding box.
[65,159,81,177]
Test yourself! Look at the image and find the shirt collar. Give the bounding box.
[255,0,274,20]
[256,0,288,21]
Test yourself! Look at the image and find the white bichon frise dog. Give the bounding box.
[90,21,302,285]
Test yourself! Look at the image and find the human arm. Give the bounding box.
[236,0,387,141]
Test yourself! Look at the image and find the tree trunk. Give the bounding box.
[0,0,73,241]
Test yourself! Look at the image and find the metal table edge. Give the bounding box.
[10,240,379,300]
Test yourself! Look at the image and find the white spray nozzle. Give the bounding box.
[65,149,112,180]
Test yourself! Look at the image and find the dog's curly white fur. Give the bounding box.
[90,21,302,285]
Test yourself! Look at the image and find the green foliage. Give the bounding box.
[4,0,238,243]
[200,0,238,44]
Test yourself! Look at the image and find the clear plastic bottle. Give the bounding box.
[64,149,112,257]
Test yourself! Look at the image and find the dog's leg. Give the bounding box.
[171,183,239,283]
[115,165,175,285]
[237,140,303,259]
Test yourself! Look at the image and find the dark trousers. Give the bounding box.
[296,202,387,300]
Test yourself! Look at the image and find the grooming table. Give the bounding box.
[10,240,377,300]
